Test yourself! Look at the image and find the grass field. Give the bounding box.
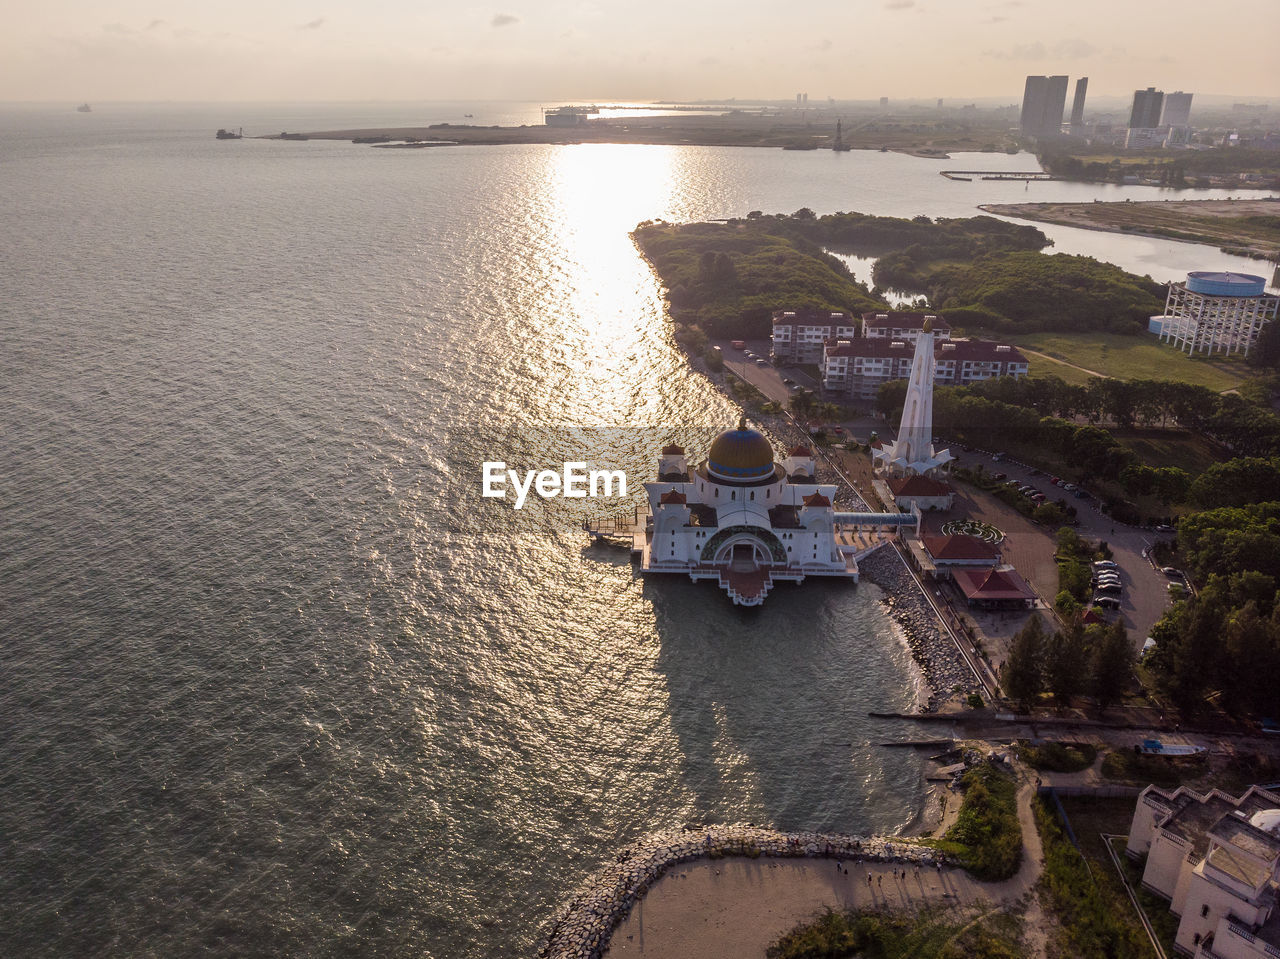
[1056,797,1180,958]
[1011,331,1260,392]
[1023,351,1097,387]
[1113,430,1228,476]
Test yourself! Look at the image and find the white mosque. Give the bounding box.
[637,418,863,605]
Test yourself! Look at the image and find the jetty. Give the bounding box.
[941,170,1054,181]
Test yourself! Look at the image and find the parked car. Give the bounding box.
[755,358,768,366]
[1093,560,1118,568]
[993,472,1007,481]
[1073,489,1090,499]
[1049,476,1060,485]
[1093,596,1121,610]
[1097,583,1122,594]
[1162,567,1185,580]
[782,377,795,385]
[1155,524,1176,534]
[992,452,1006,462]
[1062,483,1076,492]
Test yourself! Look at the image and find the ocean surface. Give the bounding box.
[2,101,1276,959]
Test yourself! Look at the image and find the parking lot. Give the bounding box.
[713,340,822,407]
[946,446,1177,646]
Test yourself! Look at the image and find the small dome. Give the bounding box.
[707,417,776,482]
[1250,809,1280,835]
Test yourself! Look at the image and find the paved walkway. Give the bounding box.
[607,778,1046,958]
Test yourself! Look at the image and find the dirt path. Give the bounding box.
[606,773,1048,958]
[1016,346,1104,380]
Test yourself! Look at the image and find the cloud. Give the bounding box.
[146,19,165,30]
[300,18,325,29]
[983,38,1100,61]
[491,13,519,27]
[885,0,914,8]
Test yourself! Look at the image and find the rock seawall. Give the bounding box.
[540,823,952,959]
[857,547,979,710]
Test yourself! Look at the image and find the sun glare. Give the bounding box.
[547,144,680,420]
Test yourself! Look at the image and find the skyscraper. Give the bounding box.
[1070,77,1088,127]
[1160,92,1193,128]
[1129,87,1164,129]
[1161,91,1194,147]
[1020,75,1068,137]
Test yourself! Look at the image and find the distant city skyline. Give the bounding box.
[2,0,1278,102]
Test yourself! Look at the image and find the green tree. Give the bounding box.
[1045,622,1088,706]
[1002,616,1047,709]
[1221,603,1280,716]
[1187,457,1280,510]
[1092,622,1133,709]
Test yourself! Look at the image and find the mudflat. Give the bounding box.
[980,197,1280,259]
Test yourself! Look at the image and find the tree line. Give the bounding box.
[879,375,1280,471]
[1002,613,1134,711]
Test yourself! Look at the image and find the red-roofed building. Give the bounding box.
[659,490,687,505]
[862,311,953,343]
[921,534,1001,566]
[771,309,858,363]
[886,473,955,511]
[802,492,832,508]
[953,566,1037,609]
[662,443,685,455]
[822,337,1028,400]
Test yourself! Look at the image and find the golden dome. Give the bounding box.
[707,417,776,481]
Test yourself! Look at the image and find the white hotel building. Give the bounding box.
[1127,783,1280,958]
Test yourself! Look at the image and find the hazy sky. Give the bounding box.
[3,0,1277,102]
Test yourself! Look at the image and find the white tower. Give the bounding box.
[875,318,953,476]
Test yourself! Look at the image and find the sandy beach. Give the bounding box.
[605,781,1045,958]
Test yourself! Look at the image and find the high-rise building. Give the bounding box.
[1070,77,1088,127]
[1160,91,1193,128]
[1129,87,1164,129]
[1160,91,1193,146]
[1020,75,1068,137]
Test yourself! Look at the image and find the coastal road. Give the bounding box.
[714,340,822,409]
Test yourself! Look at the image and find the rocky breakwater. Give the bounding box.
[540,823,950,959]
[857,547,978,710]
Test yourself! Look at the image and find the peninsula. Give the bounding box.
[981,197,1280,261]
[264,109,1018,155]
